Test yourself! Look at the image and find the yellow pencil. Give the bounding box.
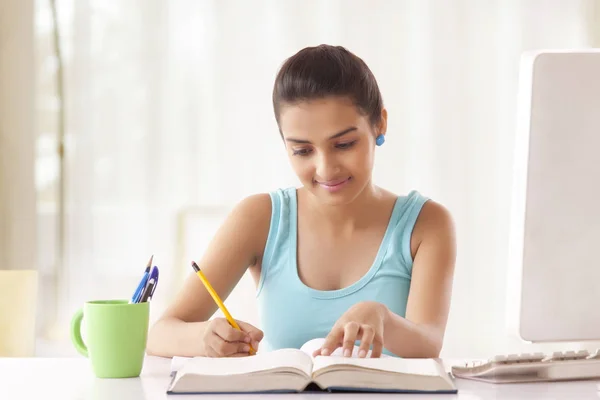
[191,261,256,355]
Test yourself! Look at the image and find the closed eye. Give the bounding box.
[292,148,312,156]
[336,140,357,150]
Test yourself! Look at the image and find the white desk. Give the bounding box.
[1,356,599,399]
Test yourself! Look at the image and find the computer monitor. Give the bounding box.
[507,49,600,343]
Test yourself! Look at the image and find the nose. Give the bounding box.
[315,151,341,180]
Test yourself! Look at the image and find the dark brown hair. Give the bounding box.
[272,45,384,131]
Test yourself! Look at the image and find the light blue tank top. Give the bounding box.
[256,187,428,356]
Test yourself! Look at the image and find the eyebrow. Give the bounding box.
[284,127,358,144]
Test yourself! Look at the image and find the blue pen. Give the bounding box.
[139,266,159,303]
[130,255,153,303]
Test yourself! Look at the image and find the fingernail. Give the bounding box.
[321,348,330,356]
[252,341,259,350]
[344,349,351,357]
[359,350,366,358]
[244,336,251,343]
[242,345,250,352]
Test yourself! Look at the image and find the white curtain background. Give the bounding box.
[28,0,599,357]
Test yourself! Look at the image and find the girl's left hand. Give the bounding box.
[313,301,388,358]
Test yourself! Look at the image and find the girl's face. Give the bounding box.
[278,97,386,206]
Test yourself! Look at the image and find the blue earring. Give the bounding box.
[375,134,385,146]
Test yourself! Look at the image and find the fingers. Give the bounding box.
[317,327,343,356]
[342,322,360,357]
[206,337,251,357]
[206,318,257,357]
[370,334,384,358]
[314,323,383,359]
[357,325,374,358]
[213,319,250,343]
[238,320,264,341]
[237,320,264,352]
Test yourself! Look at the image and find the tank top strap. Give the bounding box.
[387,190,429,275]
[256,187,296,296]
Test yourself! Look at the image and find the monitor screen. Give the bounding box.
[507,49,600,343]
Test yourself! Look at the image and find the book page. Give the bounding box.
[300,338,391,358]
[312,356,443,376]
[179,348,313,378]
[171,356,192,372]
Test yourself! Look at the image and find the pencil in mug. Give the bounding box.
[191,261,256,355]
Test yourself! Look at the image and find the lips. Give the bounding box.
[317,178,349,187]
[315,177,352,192]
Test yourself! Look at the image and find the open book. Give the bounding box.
[167,338,457,394]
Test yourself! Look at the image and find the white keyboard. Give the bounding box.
[451,349,600,383]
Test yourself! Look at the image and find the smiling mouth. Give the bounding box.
[314,177,352,191]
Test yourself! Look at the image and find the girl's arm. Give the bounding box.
[382,200,456,358]
[146,193,272,357]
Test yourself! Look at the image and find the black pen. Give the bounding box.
[139,280,156,302]
[139,266,159,302]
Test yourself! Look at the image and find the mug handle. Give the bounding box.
[70,308,88,357]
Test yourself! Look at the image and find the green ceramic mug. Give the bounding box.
[70,300,149,378]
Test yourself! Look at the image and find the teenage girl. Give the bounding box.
[146,44,456,359]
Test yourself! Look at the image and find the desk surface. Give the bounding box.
[1,356,599,399]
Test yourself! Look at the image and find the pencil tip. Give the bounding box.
[191,261,200,272]
[146,255,154,270]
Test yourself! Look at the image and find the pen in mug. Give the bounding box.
[130,255,153,303]
[139,266,159,303]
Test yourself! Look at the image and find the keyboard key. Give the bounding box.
[587,349,600,359]
[518,353,545,362]
[563,350,589,360]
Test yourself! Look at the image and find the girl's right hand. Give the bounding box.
[202,318,263,357]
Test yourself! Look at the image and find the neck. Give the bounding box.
[302,181,383,233]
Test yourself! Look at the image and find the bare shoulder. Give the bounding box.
[227,193,272,263]
[230,193,272,223]
[410,199,456,259]
[415,200,454,232]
